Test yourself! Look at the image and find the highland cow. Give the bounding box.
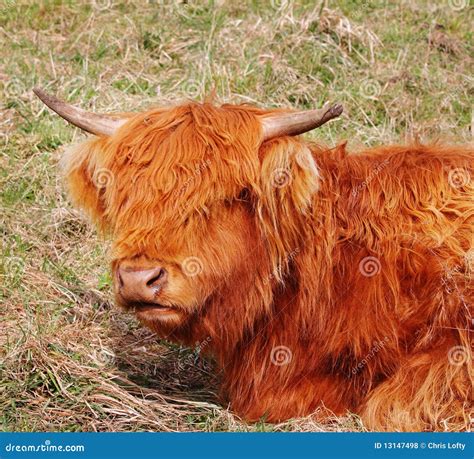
[34,88,473,431]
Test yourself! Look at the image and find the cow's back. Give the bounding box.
[309,143,473,374]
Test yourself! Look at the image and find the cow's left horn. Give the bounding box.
[260,103,343,141]
[33,88,126,136]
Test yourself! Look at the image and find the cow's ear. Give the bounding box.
[60,140,108,227]
[253,137,320,278]
[258,137,320,213]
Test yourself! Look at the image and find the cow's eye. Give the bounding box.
[238,188,250,202]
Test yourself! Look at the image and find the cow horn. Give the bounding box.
[260,103,343,141]
[33,88,126,136]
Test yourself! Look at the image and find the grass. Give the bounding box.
[0,0,472,432]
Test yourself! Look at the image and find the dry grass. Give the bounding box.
[1,0,472,432]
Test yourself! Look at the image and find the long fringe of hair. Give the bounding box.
[62,101,473,431]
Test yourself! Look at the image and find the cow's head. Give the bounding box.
[35,88,341,341]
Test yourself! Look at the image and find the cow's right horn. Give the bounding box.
[33,88,126,137]
[260,103,343,141]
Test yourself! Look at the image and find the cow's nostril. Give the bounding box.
[146,268,166,288]
[117,265,167,304]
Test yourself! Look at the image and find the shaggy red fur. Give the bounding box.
[61,101,473,431]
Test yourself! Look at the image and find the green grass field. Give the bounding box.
[1,0,472,431]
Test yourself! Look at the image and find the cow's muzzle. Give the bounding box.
[116,265,168,307]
